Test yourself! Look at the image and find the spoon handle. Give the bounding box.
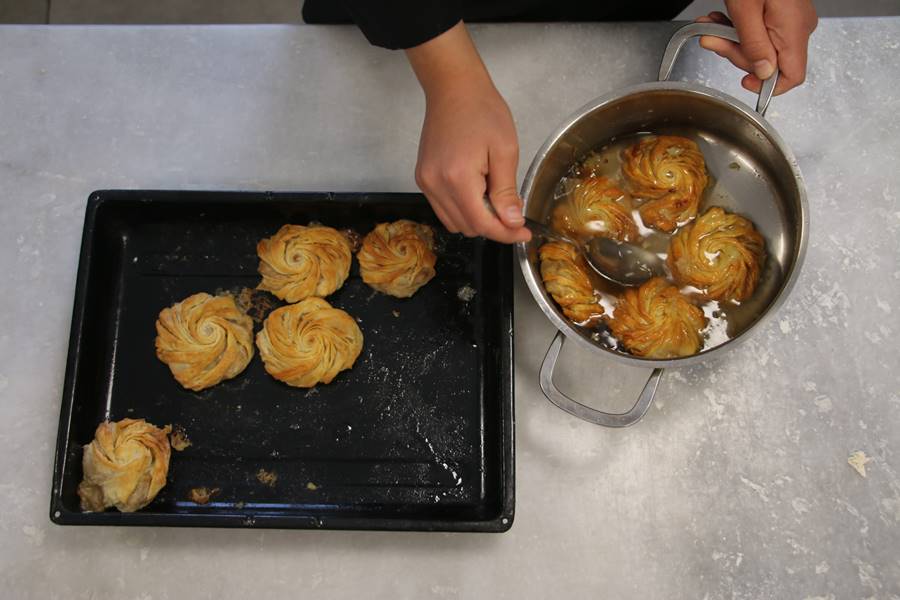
[523,217,576,245]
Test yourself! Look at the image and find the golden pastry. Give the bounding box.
[257,224,352,303]
[622,135,709,232]
[605,277,706,358]
[357,220,437,298]
[552,176,638,242]
[256,297,363,388]
[538,241,604,326]
[155,293,254,392]
[77,418,172,513]
[667,207,766,303]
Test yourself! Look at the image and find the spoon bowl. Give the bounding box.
[523,218,666,286]
[585,236,667,285]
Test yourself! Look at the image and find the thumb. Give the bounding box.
[725,0,778,80]
[486,144,524,228]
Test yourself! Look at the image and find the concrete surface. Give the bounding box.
[0,20,898,600]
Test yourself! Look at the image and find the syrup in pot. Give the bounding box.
[550,131,785,356]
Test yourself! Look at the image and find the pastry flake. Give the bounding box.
[188,487,220,505]
[169,425,191,451]
[538,241,604,326]
[256,469,278,487]
[605,277,706,358]
[848,451,872,478]
[667,207,766,303]
[257,224,352,303]
[357,220,437,298]
[622,135,709,232]
[256,297,363,388]
[155,292,254,392]
[77,418,172,513]
[552,176,637,242]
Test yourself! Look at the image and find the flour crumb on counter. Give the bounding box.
[848,451,872,478]
[22,524,45,547]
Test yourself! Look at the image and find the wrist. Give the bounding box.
[405,22,494,101]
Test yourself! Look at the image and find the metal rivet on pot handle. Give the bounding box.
[539,331,664,427]
[658,22,778,116]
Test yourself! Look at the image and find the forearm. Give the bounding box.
[405,22,493,99]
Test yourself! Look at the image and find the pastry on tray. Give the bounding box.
[622,135,708,232]
[538,241,604,327]
[77,418,172,513]
[256,297,363,388]
[667,207,766,303]
[552,175,637,242]
[357,220,437,298]
[155,292,255,391]
[605,277,706,358]
[257,224,352,303]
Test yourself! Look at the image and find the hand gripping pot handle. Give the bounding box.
[658,22,779,116]
[539,332,664,428]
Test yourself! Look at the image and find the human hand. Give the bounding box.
[697,0,818,95]
[406,23,531,243]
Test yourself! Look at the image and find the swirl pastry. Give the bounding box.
[552,176,638,242]
[257,224,352,303]
[622,135,709,232]
[605,277,706,358]
[538,241,604,326]
[667,207,766,303]
[256,297,363,388]
[155,293,254,391]
[357,220,437,298]
[77,418,172,513]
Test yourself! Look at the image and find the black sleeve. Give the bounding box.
[338,0,463,50]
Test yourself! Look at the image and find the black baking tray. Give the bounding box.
[50,190,514,532]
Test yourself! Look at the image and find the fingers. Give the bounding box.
[764,4,817,94]
[725,0,778,81]
[696,11,731,26]
[486,143,526,229]
[416,160,530,244]
[699,36,755,73]
[772,44,807,94]
[449,166,530,243]
[740,72,790,95]
[697,11,759,86]
[429,195,463,234]
[696,1,816,97]
[416,164,470,235]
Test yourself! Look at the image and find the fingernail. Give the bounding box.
[504,206,525,225]
[753,59,775,80]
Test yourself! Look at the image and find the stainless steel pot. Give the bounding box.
[517,23,809,427]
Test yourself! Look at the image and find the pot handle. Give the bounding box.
[539,331,663,427]
[658,22,778,117]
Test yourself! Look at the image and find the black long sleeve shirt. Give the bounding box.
[302,1,692,50]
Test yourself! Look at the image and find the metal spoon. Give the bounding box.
[524,217,666,286]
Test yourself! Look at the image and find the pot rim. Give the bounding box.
[516,80,810,369]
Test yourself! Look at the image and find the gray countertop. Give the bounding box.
[1,19,898,600]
